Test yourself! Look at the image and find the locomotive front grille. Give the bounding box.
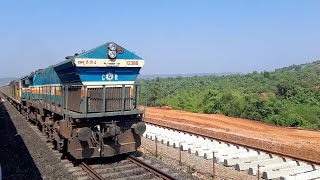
[66,86,136,113]
[87,87,132,113]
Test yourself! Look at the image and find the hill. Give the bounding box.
[138,72,240,79]
[139,60,320,129]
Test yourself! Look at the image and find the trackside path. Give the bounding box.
[0,98,75,179]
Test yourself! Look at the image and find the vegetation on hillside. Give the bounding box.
[139,61,320,130]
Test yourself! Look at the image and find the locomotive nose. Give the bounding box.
[131,122,146,135]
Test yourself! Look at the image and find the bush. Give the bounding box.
[186,164,196,174]
[286,114,304,127]
[266,115,285,126]
[139,60,320,130]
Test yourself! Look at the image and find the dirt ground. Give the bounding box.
[143,107,320,155]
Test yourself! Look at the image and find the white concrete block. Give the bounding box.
[223,152,262,166]
[195,148,212,158]
[203,151,215,160]
[216,147,248,157]
[172,141,182,148]
[215,150,254,164]
[227,153,269,167]
[167,138,175,146]
[236,157,284,171]
[207,139,221,146]
[263,164,315,179]
[206,143,230,151]
[164,137,173,144]
[280,169,320,180]
[176,136,187,145]
[224,148,250,156]
[249,160,297,175]
[149,134,157,141]
[157,135,167,143]
[180,142,193,151]
[160,136,168,144]
[212,145,238,153]
[189,145,202,154]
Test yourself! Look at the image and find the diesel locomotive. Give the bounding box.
[0,42,146,159]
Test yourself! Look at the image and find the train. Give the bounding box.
[0,42,146,159]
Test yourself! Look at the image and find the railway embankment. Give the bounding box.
[144,107,320,164]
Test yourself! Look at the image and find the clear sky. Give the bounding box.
[0,1,319,77]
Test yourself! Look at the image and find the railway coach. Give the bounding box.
[0,42,146,159]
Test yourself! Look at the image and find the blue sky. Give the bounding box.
[0,1,319,77]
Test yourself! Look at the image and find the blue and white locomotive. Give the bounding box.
[0,42,146,159]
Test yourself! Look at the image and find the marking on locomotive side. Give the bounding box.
[74,58,144,67]
[106,73,113,81]
[102,73,118,81]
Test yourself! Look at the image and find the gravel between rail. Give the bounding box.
[140,137,255,180]
[0,98,75,180]
[81,154,197,180]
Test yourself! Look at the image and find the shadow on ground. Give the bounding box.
[0,100,42,179]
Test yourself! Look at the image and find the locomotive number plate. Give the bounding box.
[126,61,139,66]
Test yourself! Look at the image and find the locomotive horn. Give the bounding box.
[131,122,146,135]
[77,127,92,141]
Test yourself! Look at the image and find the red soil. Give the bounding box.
[144,107,320,154]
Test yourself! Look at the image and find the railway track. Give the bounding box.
[79,162,104,180]
[127,155,178,180]
[26,113,182,180]
[78,155,178,180]
[143,123,320,179]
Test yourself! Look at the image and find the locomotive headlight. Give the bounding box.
[131,122,146,135]
[108,50,117,59]
[108,43,117,51]
[77,127,92,141]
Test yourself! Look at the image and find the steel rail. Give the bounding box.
[127,155,177,180]
[79,162,104,180]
